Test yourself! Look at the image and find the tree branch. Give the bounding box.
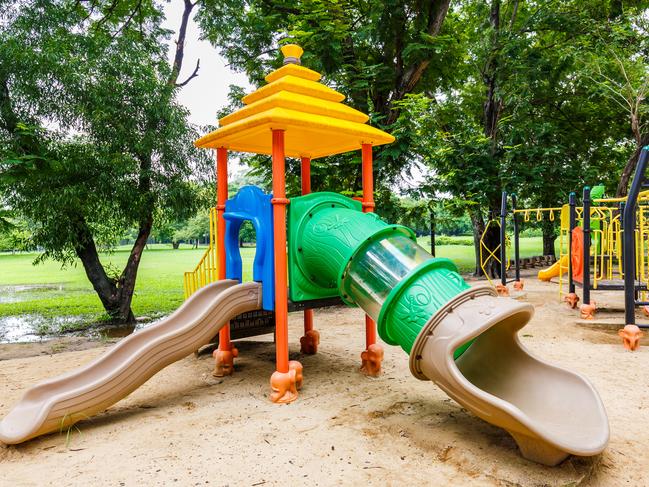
[176,59,200,87]
[0,76,18,135]
[112,0,143,38]
[509,0,519,29]
[387,0,451,124]
[169,0,196,86]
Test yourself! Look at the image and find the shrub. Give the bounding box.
[435,235,474,246]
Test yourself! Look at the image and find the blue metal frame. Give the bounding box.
[224,185,275,310]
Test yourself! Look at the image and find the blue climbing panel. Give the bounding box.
[224,185,275,311]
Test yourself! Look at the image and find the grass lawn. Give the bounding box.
[0,244,256,329]
[416,236,560,271]
[0,237,555,334]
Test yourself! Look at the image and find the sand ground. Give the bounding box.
[1,272,648,486]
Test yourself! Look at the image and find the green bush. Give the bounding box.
[519,227,543,237]
[434,235,474,246]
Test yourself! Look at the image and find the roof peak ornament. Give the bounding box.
[281,44,303,65]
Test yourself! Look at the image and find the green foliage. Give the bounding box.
[435,236,473,246]
[173,213,210,244]
[239,220,257,244]
[0,216,31,251]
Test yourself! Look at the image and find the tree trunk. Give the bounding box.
[172,241,180,249]
[470,210,486,276]
[73,217,135,324]
[616,133,649,197]
[541,219,556,256]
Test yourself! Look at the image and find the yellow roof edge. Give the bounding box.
[195,107,395,152]
[242,75,345,105]
[265,64,321,83]
[219,91,369,126]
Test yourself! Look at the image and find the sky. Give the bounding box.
[161,2,251,127]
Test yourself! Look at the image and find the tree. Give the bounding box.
[173,213,210,247]
[397,0,644,273]
[0,213,31,252]
[0,0,210,323]
[581,20,649,195]
[196,0,457,210]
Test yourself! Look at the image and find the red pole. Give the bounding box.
[300,156,314,334]
[361,144,377,349]
[272,131,290,374]
[301,156,312,194]
[212,147,240,376]
[216,147,231,351]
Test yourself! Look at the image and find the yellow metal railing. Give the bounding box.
[556,197,649,300]
[183,207,218,299]
[513,207,562,222]
[479,207,558,289]
[482,192,649,300]
[479,219,510,287]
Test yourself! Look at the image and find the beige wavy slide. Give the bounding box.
[410,286,609,466]
[0,280,261,445]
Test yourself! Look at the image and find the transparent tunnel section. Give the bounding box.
[342,234,433,320]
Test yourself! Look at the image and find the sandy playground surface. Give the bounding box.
[1,271,649,486]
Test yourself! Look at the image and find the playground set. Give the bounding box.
[486,146,649,334]
[0,46,610,467]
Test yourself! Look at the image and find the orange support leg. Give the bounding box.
[213,147,237,376]
[360,143,383,376]
[270,130,302,403]
[299,156,320,354]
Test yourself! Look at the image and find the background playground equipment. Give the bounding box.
[0,45,610,466]
[556,149,649,328]
[535,186,605,285]
[479,192,560,293]
[492,147,649,329]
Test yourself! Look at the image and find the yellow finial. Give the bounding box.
[281,44,303,65]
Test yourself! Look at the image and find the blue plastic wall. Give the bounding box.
[223,186,275,310]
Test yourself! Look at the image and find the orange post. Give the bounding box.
[360,143,382,376]
[269,130,302,403]
[299,157,319,354]
[213,147,237,376]
[301,156,312,194]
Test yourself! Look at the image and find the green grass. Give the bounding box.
[0,237,554,334]
[416,236,560,273]
[0,244,256,326]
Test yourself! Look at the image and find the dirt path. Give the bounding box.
[1,273,648,486]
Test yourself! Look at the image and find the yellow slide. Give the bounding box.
[538,255,568,282]
[0,280,262,444]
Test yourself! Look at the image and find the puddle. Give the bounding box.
[86,316,163,340]
[0,314,87,343]
[95,324,137,338]
[0,313,167,344]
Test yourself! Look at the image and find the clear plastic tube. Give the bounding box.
[344,235,432,319]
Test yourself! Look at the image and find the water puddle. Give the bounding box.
[0,314,163,344]
[0,314,88,343]
[0,282,167,343]
[0,315,46,342]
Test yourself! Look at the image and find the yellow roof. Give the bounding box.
[195,45,395,159]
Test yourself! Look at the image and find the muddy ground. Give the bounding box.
[1,271,648,486]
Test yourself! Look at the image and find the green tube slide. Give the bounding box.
[287,193,610,466]
[287,192,470,356]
